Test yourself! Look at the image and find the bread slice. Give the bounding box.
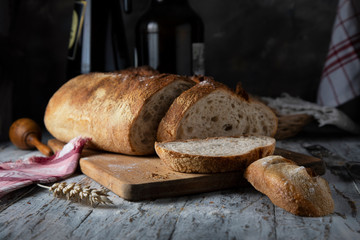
[157,79,278,142]
[244,155,334,217]
[155,135,276,173]
[44,72,195,155]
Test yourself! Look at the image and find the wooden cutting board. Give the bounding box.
[48,139,325,201]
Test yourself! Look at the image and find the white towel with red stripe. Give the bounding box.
[317,0,360,107]
[263,93,360,134]
[0,136,90,198]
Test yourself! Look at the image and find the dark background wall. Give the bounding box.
[123,0,338,100]
[0,0,338,140]
[0,0,73,140]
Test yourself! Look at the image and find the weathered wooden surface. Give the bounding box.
[0,132,359,240]
[47,139,324,201]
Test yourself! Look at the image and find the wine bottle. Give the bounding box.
[134,0,205,75]
[66,0,130,79]
[66,0,86,79]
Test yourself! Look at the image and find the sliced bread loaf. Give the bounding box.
[155,135,276,173]
[44,72,195,155]
[157,79,278,142]
[244,155,334,217]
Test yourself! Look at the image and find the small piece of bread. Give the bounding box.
[157,79,278,142]
[244,155,334,217]
[155,135,276,173]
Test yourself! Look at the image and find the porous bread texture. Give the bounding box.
[44,72,195,155]
[244,155,334,217]
[131,80,193,153]
[157,80,278,142]
[155,136,276,173]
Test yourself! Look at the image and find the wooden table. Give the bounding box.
[1,130,359,240]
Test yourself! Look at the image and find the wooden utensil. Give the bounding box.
[9,118,53,156]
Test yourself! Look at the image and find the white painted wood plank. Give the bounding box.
[169,188,276,240]
[0,175,93,240]
[0,135,359,240]
[275,136,360,240]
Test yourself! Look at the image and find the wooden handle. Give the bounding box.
[9,118,53,156]
[27,133,53,156]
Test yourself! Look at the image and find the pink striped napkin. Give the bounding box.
[317,0,360,107]
[0,136,90,198]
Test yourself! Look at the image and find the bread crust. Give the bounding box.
[155,136,276,173]
[157,79,278,142]
[44,72,194,155]
[114,65,160,76]
[244,155,334,217]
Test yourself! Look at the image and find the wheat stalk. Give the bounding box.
[38,182,113,206]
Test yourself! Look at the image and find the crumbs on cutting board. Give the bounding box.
[107,163,137,171]
[149,172,170,180]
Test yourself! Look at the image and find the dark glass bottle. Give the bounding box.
[66,0,129,79]
[135,0,204,75]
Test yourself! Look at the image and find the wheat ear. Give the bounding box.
[38,182,113,206]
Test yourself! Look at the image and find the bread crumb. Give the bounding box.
[292,166,305,173]
[198,79,215,87]
[150,173,169,180]
[262,161,270,166]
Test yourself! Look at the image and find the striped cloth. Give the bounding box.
[0,137,89,198]
[317,0,360,107]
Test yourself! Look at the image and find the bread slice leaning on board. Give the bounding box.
[44,71,195,155]
[244,155,334,217]
[157,78,278,142]
[155,135,276,173]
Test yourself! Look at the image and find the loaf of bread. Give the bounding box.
[157,79,278,142]
[244,155,334,217]
[44,71,195,155]
[155,135,276,173]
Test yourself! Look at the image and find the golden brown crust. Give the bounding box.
[189,75,215,84]
[154,136,276,173]
[44,72,194,155]
[249,98,278,137]
[244,155,334,217]
[115,65,160,76]
[235,81,250,101]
